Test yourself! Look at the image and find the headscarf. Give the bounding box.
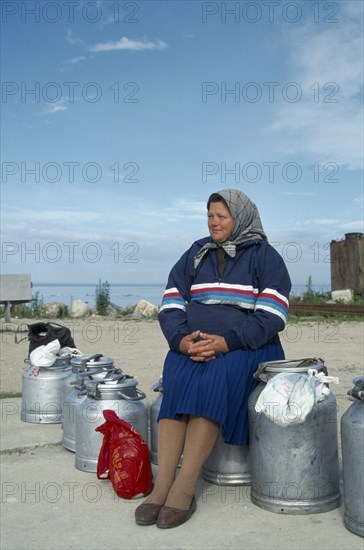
[194,189,267,269]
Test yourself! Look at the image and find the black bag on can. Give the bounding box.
[27,322,76,354]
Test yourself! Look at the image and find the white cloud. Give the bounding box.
[65,29,84,46]
[2,206,101,228]
[66,56,87,64]
[291,218,363,234]
[271,215,363,249]
[267,3,363,170]
[163,199,206,220]
[301,218,340,226]
[0,199,205,247]
[89,36,168,53]
[279,192,316,196]
[43,103,68,114]
[338,221,364,232]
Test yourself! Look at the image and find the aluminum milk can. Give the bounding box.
[21,357,72,423]
[341,376,364,537]
[202,434,251,486]
[62,367,123,452]
[75,373,148,473]
[150,377,183,467]
[150,377,163,464]
[248,358,341,514]
[62,354,114,403]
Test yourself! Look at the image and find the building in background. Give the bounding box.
[330,233,364,296]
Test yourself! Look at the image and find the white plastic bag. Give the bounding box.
[255,371,339,428]
[29,339,61,367]
[308,369,341,401]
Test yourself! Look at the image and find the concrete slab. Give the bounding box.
[0,398,62,453]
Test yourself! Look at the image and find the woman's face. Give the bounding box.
[208,201,234,243]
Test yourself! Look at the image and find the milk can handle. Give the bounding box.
[81,366,114,377]
[80,354,103,367]
[152,380,163,392]
[117,389,146,401]
[104,368,123,379]
[348,378,364,400]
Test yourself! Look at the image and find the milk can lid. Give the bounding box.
[152,375,163,393]
[254,358,325,381]
[98,375,138,387]
[88,373,138,392]
[86,373,145,401]
[347,376,364,400]
[70,354,114,368]
[74,367,123,387]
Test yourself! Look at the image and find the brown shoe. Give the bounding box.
[156,496,197,529]
[135,502,164,525]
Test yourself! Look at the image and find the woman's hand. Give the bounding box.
[179,331,202,356]
[179,331,229,362]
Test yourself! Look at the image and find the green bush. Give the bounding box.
[290,276,330,305]
[30,291,45,317]
[95,280,110,315]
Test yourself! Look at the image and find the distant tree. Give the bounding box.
[31,291,45,317]
[306,275,313,295]
[95,279,110,315]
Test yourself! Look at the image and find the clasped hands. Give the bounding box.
[179,330,229,362]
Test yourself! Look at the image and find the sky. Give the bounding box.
[1,0,363,291]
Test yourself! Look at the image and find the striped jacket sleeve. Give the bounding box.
[224,243,291,350]
[158,248,193,351]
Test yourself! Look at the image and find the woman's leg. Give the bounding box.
[142,416,188,505]
[164,415,220,510]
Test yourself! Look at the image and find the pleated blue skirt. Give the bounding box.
[158,343,284,445]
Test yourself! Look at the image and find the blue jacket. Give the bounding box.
[158,237,291,352]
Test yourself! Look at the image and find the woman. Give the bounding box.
[135,189,291,528]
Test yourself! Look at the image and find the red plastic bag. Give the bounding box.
[96,409,153,499]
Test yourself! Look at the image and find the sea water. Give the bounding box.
[32,283,166,309]
[32,282,330,309]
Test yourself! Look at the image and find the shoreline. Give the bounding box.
[18,280,336,311]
